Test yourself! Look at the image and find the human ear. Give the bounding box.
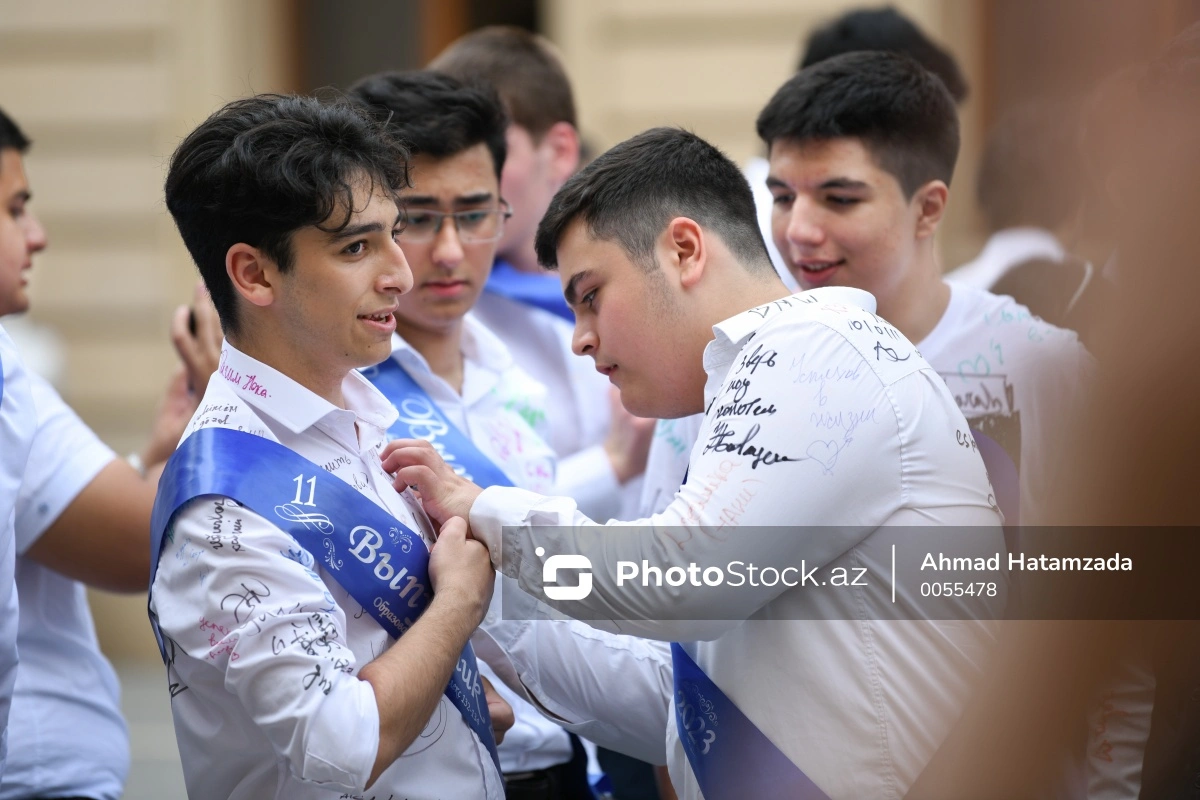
[913,180,949,239]
[660,217,706,289]
[539,121,581,184]
[226,243,277,310]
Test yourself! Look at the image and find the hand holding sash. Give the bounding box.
[427,516,495,624]
[382,439,484,529]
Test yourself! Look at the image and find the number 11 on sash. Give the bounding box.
[292,474,317,506]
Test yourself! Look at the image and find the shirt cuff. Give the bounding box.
[471,485,550,573]
[300,672,380,790]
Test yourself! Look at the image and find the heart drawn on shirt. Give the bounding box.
[805,439,842,474]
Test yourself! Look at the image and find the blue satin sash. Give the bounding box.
[361,357,515,489]
[671,643,830,799]
[484,259,574,322]
[148,426,500,770]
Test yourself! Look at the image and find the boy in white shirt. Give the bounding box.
[150,93,510,799]
[382,125,1006,800]
[348,69,592,799]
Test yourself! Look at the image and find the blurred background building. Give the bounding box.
[2,0,1199,795]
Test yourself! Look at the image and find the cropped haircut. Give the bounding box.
[348,70,509,179]
[535,127,773,275]
[977,100,1084,232]
[164,94,409,336]
[0,106,31,154]
[429,25,576,139]
[757,50,960,198]
[800,5,968,104]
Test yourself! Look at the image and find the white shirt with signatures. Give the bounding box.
[149,341,504,800]
[468,288,1008,799]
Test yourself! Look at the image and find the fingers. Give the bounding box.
[390,463,436,496]
[380,438,444,471]
[480,675,515,743]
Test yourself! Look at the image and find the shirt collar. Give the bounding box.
[703,287,876,404]
[217,341,398,444]
[388,315,513,405]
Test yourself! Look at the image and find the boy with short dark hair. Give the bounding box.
[757,50,1093,524]
[348,69,595,799]
[151,93,507,799]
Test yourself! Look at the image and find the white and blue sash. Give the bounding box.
[149,427,501,770]
[361,357,516,490]
[671,644,830,799]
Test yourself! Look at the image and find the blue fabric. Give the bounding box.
[484,259,574,322]
[360,358,515,489]
[148,427,499,770]
[671,643,830,800]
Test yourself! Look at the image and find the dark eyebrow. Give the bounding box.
[401,192,496,207]
[326,215,400,243]
[564,269,594,306]
[818,178,870,191]
[765,177,789,191]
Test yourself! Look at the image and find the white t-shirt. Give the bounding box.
[1,372,126,800]
[471,292,624,520]
[149,342,504,799]
[470,288,1005,799]
[0,323,35,776]
[384,318,575,774]
[919,283,1094,523]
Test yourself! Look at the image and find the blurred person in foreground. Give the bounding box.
[905,19,1200,799]
[0,105,219,800]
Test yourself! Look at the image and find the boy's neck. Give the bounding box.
[395,318,466,395]
[228,331,348,409]
[875,250,951,345]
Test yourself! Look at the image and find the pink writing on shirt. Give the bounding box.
[241,374,269,398]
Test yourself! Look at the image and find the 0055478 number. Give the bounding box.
[920,581,997,598]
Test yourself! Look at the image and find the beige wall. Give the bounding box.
[1,0,295,660]
[543,0,988,270]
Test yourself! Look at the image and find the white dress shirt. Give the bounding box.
[467,288,1006,799]
[2,372,127,800]
[919,282,1094,523]
[946,227,1066,290]
[471,292,624,520]
[385,318,575,774]
[149,342,504,800]
[0,323,35,776]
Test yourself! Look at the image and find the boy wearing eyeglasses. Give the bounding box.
[349,71,600,800]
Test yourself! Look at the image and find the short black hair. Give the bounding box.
[535,127,773,275]
[800,6,968,104]
[757,50,960,198]
[0,106,31,154]
[348,70,508,179]
[977,100,1083,232]
[164,94,409,336]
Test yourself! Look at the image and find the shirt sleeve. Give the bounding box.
[474,609,672,765]
[150,495,380,792]
[470,317,908,641]
[14,372,116,552]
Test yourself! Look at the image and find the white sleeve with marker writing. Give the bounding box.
[150,496,380,792]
